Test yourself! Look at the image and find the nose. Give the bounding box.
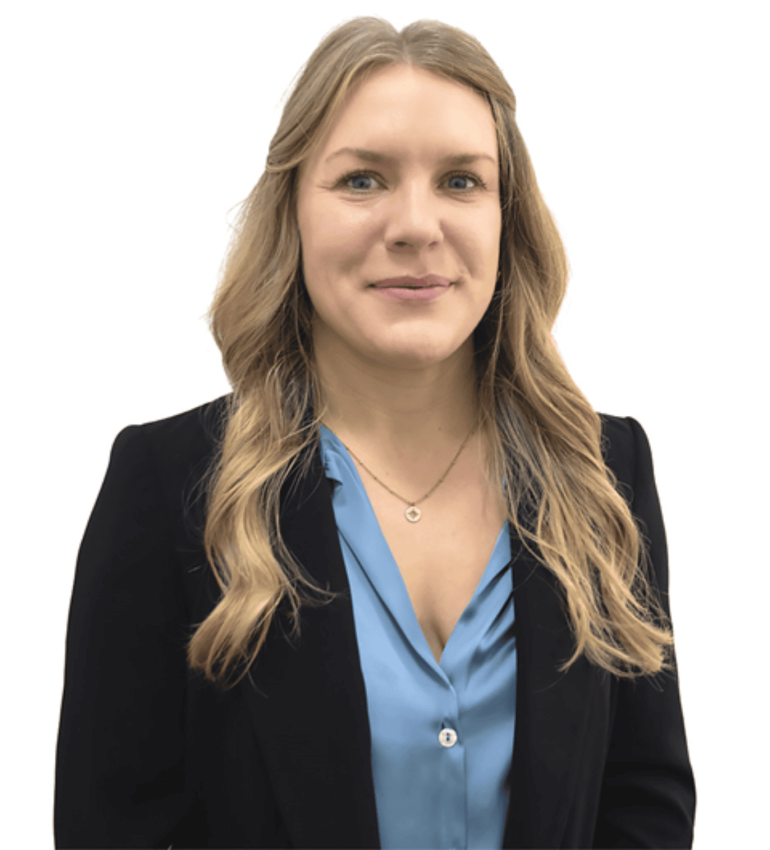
[384,181,443,254]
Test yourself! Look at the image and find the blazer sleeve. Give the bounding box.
[593,417,696,848]
[54,425,191,848]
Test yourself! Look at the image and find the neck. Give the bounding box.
[314,339,478,449]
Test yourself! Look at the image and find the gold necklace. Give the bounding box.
[323,424,475,523]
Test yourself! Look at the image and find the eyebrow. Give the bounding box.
[324,147,497,167]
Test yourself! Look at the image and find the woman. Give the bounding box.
[54,16,696,850]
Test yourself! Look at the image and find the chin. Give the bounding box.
[367,337,472,371]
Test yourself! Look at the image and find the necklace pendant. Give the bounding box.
[405,505,422,523]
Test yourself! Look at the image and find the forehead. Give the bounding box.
[307,64,498,168]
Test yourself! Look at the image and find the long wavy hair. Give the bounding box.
[188,16,673,687]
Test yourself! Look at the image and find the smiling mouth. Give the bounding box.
[372,274,452,290]
[371,278,453,303]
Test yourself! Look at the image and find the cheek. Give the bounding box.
[450,215,500,278]
[303,237,367,292]
[479,215,502,286]
[300,196,373,257]
[299,215,362,312]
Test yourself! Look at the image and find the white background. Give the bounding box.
[2,1,768,846]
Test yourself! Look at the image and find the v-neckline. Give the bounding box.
[319,425,509,668]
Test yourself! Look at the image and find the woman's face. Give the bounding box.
[296,64,501,372]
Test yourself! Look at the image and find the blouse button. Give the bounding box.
[439,728,458,748]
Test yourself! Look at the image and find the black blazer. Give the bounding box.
[54,396,695,849]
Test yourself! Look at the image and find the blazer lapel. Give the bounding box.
[240,447,381,849]
[234,440,608,850]
[502,531,611,848]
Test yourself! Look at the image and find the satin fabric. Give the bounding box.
[53,397,696,848]
[320,426,516,849]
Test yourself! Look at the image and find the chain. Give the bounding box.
[323,423,475,521]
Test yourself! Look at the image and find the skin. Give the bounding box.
[297,63,501,386]
[295,64,506,663]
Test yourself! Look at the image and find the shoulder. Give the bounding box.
[598,413,656,498]
[115,393,230,451]
[110,395,230,473]
[598,413,669,591]
[102,395,232,525]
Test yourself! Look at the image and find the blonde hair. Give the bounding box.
[189,16,673,686]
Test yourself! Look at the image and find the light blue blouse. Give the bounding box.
[319,426,517,850]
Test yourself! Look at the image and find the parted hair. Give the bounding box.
[189,16,674,686]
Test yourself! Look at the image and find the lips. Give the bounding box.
[372,274,451,290]
[370,274,452,303]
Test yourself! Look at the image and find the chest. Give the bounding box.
[362,469,507,664]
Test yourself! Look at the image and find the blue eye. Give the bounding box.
[338,170,484,194]
[446,174,477,190]
[345,173,380,191]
